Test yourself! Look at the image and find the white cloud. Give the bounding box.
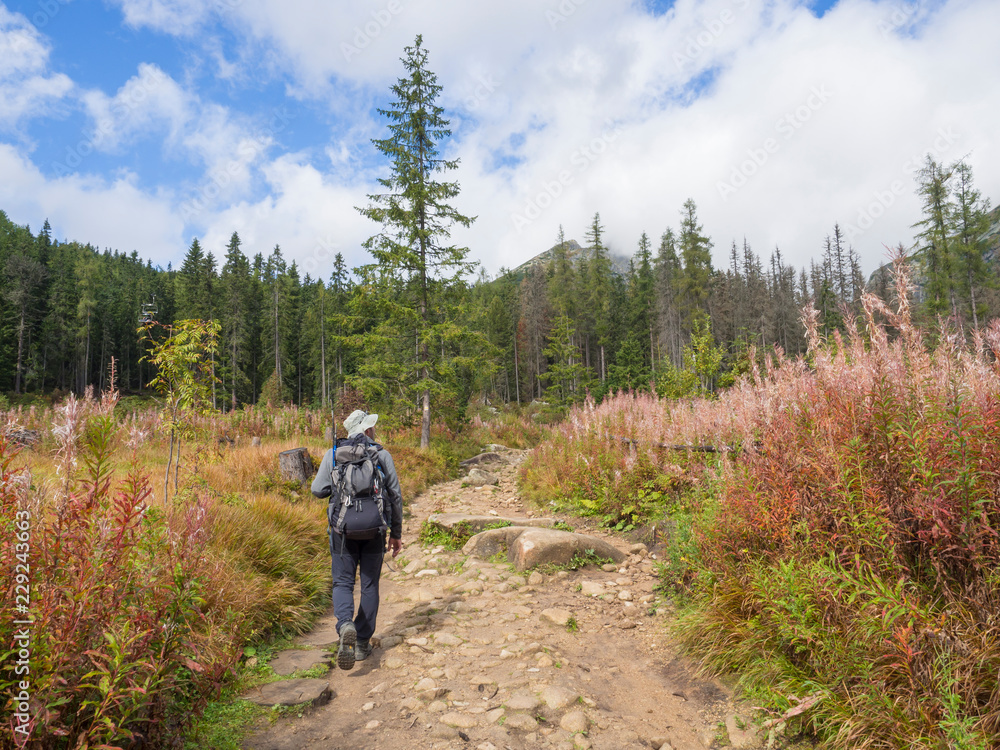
[0,143,184,266]
[0,5,73,129]
[113,0,210,35]
[195,155,376,279]
[6,0,1000,283]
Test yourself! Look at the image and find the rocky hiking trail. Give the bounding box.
[242,447,761,750]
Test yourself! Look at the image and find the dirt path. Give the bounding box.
[242,448,757,750]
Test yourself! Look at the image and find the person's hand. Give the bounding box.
[387,537,403,558]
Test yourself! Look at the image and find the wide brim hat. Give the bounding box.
[344,409,378,437]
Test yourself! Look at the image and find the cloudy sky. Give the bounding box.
[0,0,996,281]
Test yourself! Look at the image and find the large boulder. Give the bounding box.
[463,526,625,572]
[464,468,499,486]
[427,513,556,534]
[459,452,504,468]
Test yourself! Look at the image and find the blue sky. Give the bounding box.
[1,0,996,279]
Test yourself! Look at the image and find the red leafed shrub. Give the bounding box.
[1,414,229,749]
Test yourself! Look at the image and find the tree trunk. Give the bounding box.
[513,333,520,404]
[278,447,314,483]
[163,428,175,503]
[14,306,26,394]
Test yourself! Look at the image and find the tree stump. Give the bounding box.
[279,448,314,483]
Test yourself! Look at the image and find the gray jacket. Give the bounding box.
[311,439,403,539]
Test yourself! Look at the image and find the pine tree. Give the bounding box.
[585,213,613,383]
[913,156,956,321]
[356,35,478,448]
[219,232,252,410]
[951,160,992,328]
[677,199,714,326]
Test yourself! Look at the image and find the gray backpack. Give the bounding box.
[329,436,388,540]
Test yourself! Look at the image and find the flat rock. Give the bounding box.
[440,711,479,729]
[268,649,332,676]
[459,452,504,468]
[506,693,541,711]
[540,608,573,627]
[245,678,332,707]
[560,710,589,733]
[540,685,580,710]
[580,581,604,597]
[293,629,339,647]
[504,713,539,731]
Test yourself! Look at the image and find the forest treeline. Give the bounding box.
[0,155,994,422]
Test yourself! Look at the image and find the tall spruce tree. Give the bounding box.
[356,35,477,448]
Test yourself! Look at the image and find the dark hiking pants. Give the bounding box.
[330,531,385,641]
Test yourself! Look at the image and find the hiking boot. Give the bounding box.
[355,640,373,662]
[337,622,357,671]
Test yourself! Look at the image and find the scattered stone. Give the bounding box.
[414,677,437,692]
[406,637,429,647]
[244,678,332,707]
[537,654,554,668]
[435,633,463,646]
[618,619,637,630]
[428,700,449,712]
[268,649,331,676]
[541,608,573,627]
[384,656,405,669]
[403,559,424,574]
[381,635,403,649]
[618,590,634,601]
[506,693,540,711]
[528,571,545,586]
[485,707,505,723]
[406,588,439,602]
[601,563,618,572]
[580,581,604,597]
[504,713,539,731]
[361,701,375,712]
[540,685,579,710]
[415,569,439,578]
[400,697,422,712]
[440,712,479,729]
[364,719,381,730]
[574,736,594,750]
[629,543,648,555]
[560,710,589,733]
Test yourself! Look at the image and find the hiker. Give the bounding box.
[311,409,403,670]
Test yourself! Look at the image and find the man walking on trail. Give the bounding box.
[312,409,403,670]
